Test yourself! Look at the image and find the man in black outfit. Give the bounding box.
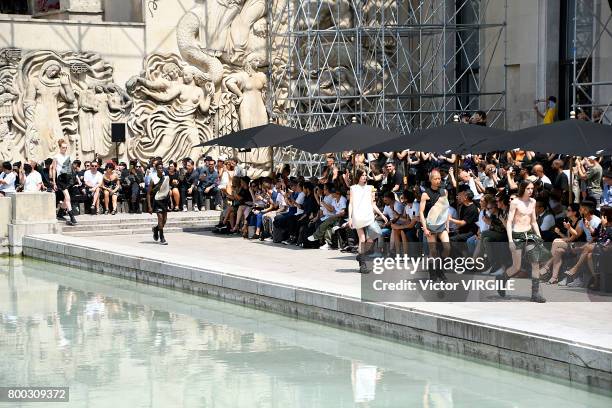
[123,160,144,213]
[449,187,479,244]
[382,161,402,196]
[179,158,200,211]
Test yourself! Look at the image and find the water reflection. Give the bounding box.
[0,258,611,408]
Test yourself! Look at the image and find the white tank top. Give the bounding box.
[351,184,375,229]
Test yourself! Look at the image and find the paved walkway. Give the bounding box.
[37,229,612,351]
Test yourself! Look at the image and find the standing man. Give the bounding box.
[419,170,450,282]
[534,96,558,124]
[148,161,170,245]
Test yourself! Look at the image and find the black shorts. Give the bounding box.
[56,173,74,191]
[153,198,169,213]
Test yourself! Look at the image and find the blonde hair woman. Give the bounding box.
[50,139,77,226]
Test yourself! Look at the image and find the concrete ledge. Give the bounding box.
[21,235,612,392]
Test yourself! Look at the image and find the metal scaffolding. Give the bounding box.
[267,0,507,175]
[571,0,612,123]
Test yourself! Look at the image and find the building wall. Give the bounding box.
[0,15,146,86]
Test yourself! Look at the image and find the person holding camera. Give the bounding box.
[534,96,558,124]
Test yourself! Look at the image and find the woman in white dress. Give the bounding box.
[348,169,387,273]
[49,138,77,226]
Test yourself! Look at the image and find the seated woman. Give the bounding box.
[231,176,252,235]
[540,203,584,284]
[101,162,120,215]
[392,190,419,255]
[249,180,273,240]
[167,162,181,211]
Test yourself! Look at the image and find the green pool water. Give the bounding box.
[1,258,611,407]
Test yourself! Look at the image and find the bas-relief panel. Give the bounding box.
[0,0,403,175]
[0,1,277,175]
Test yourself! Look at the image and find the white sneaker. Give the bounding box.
[319,243,331,250]
[193,207,200,212]
[182,207,188,212]
[558,277,568,286]
[215,205,222,211]
[281,240,290,245]
[331,226,341,233]
[480,266,493,275]
[307,235,316,242]
[567,277,584,288]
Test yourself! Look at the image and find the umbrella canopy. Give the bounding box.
[494,120,612,156]
[286,122,400,154]
[361,123,509,154]
[194,124,308,149]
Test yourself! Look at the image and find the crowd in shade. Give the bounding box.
[1,108,611,302]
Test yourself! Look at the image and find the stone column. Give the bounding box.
[5,192,59,256]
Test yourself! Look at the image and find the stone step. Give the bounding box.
[68,211,220,226]
[62,226,212,237]
[62,219,216,233]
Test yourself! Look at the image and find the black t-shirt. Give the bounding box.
[553,171,569,192]
[383,171,402,193]
[237,188,252,205]
[458,203,479,234]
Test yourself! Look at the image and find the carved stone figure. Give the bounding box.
[0,83,16,161]
[129,64,213,163]
[229,0,267,65]
[224,53,271,176]
[78,85,98,153]
[177,0,243,94]
[92,85,112,158]
[23,60,76,161]
[297,0,353,30]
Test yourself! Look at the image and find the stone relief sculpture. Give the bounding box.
[78,85,98,154]
[223,53,271,176]
[297,0,353,30]
[126,55,213,163]
[23,60,76,161]
[229,0,267,65]
[0,82,17,162]
[7,49,115,162]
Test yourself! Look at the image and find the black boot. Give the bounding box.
[57,208,67,221]
[531,279,546,303]
[496,270,508,297]
[159,230,167,245]
[437,268,448,283]
[152,226,159,241]
[66,210,77,226]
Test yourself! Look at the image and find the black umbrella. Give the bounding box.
[498,120,612,156]
[286,120,400,154]
[361,123,509,154]
[194,123,308,149]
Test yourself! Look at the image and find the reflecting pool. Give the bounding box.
[1,258,611,407]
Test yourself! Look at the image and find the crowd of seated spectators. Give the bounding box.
[206,150,611,291]
[0,154,246,216]
[1,142,611,290]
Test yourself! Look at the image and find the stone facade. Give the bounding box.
[0,1,610,166]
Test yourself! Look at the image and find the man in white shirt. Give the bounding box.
[20,162,43,192]
[83,162,103,214]
[0,161,16,195]
[532,164,552,186]
[308,185,347,249]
